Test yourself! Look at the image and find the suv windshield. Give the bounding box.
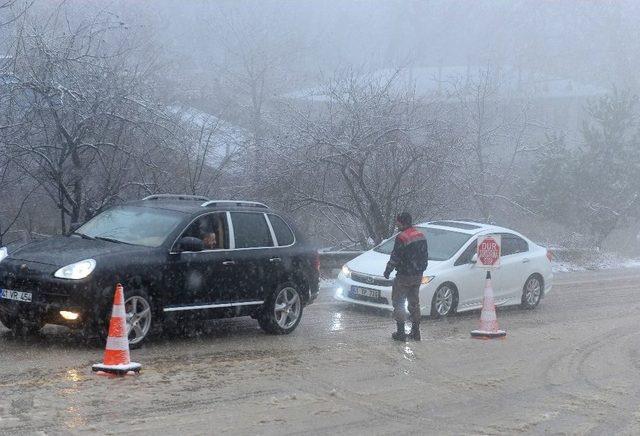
[374,226,472,261]
[76,206,184,247]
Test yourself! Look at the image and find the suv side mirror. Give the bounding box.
[176,236,204,252]
[470,253,478,264]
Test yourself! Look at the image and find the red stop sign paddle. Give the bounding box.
[477,235,501,268]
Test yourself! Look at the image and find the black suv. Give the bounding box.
[0,195,319,347]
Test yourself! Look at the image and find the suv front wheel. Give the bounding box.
[96,286,154,349]
[258,283,303,334]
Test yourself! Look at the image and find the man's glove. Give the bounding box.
[383,266,392,279]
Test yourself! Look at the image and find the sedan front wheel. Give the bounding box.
[430,283,457,318]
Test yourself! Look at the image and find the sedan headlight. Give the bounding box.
[0,247,7,263]
[421,275,435,285]
[54,259,96,280]
[341,265,351,279]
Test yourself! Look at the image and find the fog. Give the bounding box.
[4,3,640,433]
[111,0,640,88]
[2,0,640,255]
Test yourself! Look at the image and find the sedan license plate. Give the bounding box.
[0,288,32,303]
[352,286,380,299]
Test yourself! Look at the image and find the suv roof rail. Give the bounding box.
[201,200,268,209]
[143,194,211,202]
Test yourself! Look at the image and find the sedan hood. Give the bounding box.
[346,250,445,276]
[7,236,145,267]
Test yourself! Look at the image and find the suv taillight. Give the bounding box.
[546,249,553,262]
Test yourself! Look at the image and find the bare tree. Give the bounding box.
[0,154,36,245]
[267,70,460,244]
[451,65,541,221]
[0,0,34,245]
[0,0,31,28]
[209,5,303,183]
[0,9,185,232]
[166,106,245,197]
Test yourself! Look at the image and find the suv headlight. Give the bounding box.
[0,247,7,264]
[341,265,351,279]
[54,259,96,280]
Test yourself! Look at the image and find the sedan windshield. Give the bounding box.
[374,226,472,261]
[76,206,185,247]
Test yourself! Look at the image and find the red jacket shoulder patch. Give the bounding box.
[398,227,424,244]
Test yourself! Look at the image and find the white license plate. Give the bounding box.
[352,286,380,299]
[0,288,32,303]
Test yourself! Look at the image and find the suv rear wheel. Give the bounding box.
[258,283,303,334]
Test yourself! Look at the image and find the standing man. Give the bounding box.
[383,212,428,341]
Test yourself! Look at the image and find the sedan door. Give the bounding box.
[494,233,532,302]
[450,238,487,310]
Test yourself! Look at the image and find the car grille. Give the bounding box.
[351,272,393,287]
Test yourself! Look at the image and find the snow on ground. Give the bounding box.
[552,252,640,273]
[4,268,640,434]
[319,277,336,289]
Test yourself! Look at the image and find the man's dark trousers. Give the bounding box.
[391,275,421,324]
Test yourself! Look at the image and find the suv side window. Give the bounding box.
[268,214,295,246]
[180,213,230,250]
[500,233,529,256]
[231,212,274,249]
[454,239,477,266]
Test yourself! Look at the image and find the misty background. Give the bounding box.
[1,0,640,255]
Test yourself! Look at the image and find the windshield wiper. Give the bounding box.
[94,236,134,245]
[71,232,95,240]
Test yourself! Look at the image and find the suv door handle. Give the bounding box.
[269,257,282,263]
[522,258,530,263]
[222,260,236,266]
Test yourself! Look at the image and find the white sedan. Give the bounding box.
[335,220,553,317]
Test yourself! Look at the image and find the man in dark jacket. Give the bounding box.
[383,212,428,341]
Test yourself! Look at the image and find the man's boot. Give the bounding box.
[410,323,421,341]
[392,321,406,341]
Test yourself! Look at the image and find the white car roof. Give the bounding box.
[417,220,521,237]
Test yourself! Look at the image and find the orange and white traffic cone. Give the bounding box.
[92,284,141,375]
[471,271,506,339]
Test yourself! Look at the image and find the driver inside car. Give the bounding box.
[202,232,217,249]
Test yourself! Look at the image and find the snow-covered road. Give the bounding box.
[2,268,640,434]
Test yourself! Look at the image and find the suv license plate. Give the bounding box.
[0,289,32,303]
[352,286,380,299]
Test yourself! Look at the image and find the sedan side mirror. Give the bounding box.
[176,236,204,253]
[68,222,83,234]
[470,253,478,264]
